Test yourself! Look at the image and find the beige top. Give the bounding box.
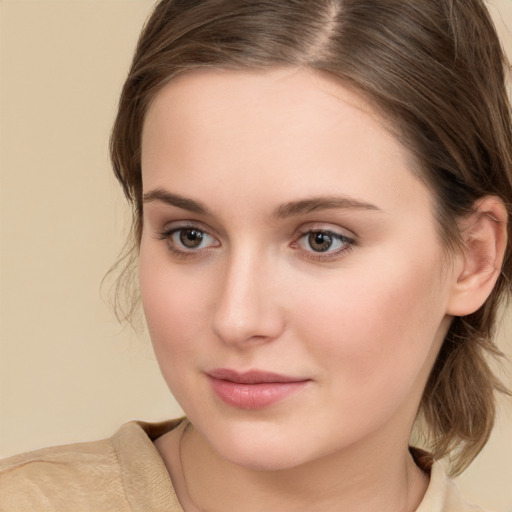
[0,419,482,512]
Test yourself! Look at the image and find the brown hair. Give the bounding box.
[110,0,512,474]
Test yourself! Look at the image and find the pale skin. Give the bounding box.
[139,67,507,512]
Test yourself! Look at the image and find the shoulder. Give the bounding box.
[0,433,127,511]
[415,456,485,512]
[0,419,184,512]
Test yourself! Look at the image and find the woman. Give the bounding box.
[1,0,511,510]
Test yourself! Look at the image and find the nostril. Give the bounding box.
[210,253,285,345]
[211,294,284,346]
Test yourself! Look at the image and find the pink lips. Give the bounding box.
[207,369,309,410]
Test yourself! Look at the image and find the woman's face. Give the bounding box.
[140,68,456,470]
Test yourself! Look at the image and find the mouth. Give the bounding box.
[206,368,310,410]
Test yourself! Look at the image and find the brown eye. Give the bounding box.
[158,225,219,257]
[179,228,205,249]
[308,231,334,252]
[296,229,354,258]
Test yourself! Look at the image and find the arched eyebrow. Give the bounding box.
[143,188,211,215]
[273,196,381,219]
[143,188,381,218]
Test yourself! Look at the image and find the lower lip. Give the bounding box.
[208,377,308,410]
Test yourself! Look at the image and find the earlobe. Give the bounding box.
[446,196,508,317]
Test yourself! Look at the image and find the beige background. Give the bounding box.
[0,1,511,510]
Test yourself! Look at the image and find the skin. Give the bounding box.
[138,67,501,511]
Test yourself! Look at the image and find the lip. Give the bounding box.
[207,369,310,410]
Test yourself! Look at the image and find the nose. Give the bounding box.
[211,249,285,347]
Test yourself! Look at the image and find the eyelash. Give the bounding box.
[292,228,356,261]
[156,225,219,259]
[156,225,356,261]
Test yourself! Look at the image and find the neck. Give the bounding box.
[170,420,429,512]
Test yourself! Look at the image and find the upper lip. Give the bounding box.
[207,368,308,384]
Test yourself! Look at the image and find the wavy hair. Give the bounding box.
[110,0,512,474]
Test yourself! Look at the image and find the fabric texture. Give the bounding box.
[0,418,482,512]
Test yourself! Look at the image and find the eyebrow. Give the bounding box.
[143,188,381,218]
[143,188,211,215]
[273,196,381,219]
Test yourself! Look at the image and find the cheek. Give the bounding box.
[291,249,448,406]
[139,248,208,371]
[139,260,214,415]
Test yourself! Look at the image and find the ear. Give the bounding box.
[446,196,508,317]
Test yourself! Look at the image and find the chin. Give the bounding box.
[198,418,322,472]
[220,443,311,472]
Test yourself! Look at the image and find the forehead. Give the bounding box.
[143,67,395,152]
[141,67,431,218]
